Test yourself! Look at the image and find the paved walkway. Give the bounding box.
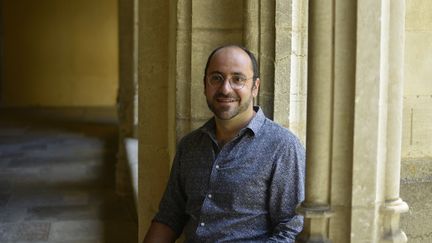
[0,112,137,242]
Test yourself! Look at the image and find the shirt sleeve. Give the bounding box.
[267,136,306,242]
[153,146,189,236]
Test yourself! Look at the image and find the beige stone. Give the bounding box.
[137,1,175,241]
[406,0,432,31]
[133,0,429,242]
[192,0,243,29]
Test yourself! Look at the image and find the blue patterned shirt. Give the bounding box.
[154,107,305,242]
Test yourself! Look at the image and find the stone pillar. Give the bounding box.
[244,0,306,135]
[244,0,276,119]
[243,0,259,63]
[243,0,260,111]
[116,0,138,196]
[175,0,192,140]
[272,0,291,128]
[255,0,275,119]
[296,0,341,241]
[297,0,408,242]
[289,0,308,143]
[178,0,244,135]
[381,0,409,242]
[137,0,176,241]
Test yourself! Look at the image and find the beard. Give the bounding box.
[206,91,253,120]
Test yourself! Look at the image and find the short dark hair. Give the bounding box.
[203,45,260,81]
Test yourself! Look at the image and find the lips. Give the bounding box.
[214,93,239,103]
[216,97,239,103]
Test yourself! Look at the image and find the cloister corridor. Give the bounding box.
[0,108,137,242]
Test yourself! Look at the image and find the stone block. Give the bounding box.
[192,0,243,29]
[0,222,50,241]
[7,191,63,208]
[49,220,103,241]
[0,207,27,223]
[0,180,12,193]
[0,193,10,208]
[404,32,432,95]
[50,220,137,242]
[406,0,432,31]
[350,206,380,242]
[402,96,432,158]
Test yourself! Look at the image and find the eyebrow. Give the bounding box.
[208,71,246,76]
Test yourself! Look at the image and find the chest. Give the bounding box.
[179,138,275,202]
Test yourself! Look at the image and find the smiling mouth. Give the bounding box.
[216,98,239,103]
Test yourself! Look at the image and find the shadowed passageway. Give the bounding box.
[0,109,137,242]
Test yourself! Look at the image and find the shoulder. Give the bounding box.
[260,118,303,149]
[177,128,205,148]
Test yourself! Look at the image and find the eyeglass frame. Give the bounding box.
[205,73,255,90]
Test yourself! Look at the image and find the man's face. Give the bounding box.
[204,47,260,121]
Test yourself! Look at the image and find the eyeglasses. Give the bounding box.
[206,73,253,90]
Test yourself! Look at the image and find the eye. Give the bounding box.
[210,74,224,82]
[231,76,246,84]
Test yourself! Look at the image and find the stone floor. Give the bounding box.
[400,158,432,243]
[0,111,137,243]
[401,181,432,243]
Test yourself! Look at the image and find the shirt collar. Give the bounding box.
[200,106,266,138]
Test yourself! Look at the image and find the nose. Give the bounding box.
[218,78,233,94]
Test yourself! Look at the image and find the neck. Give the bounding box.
[215,107,256,146]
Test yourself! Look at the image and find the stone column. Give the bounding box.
[137,0,176,241]
[187,0,245,132]
[289,0,308,143]
[297,0,407,242]
[243,0,259,57]
[116,0,138,196]
[175,0,192,140]
[244,0,307,136]
[273,0,292,128]
[296,0,338,241]
[255,0,275,119]
[381,0,409,242]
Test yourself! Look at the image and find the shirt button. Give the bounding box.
[215,165,220,169]
[200,222,205,227]
[208,194,212,198]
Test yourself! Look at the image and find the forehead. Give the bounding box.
[207,47,253,74]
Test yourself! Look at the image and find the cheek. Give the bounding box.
[204,87,214,98]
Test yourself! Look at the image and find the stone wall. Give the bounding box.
[400,0,432,242]
[135,0,431,242]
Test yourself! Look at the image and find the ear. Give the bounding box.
[252,78,260,97]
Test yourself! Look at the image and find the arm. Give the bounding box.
[143,222,178,243]
[147,144,188,242]
[267,137,306,242]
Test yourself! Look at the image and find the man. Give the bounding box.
[144,45,305,242]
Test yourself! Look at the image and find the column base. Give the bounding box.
[296,202,334,243]
[381,198,409,243]
[382,230,408,243]
[296,235,332,243]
